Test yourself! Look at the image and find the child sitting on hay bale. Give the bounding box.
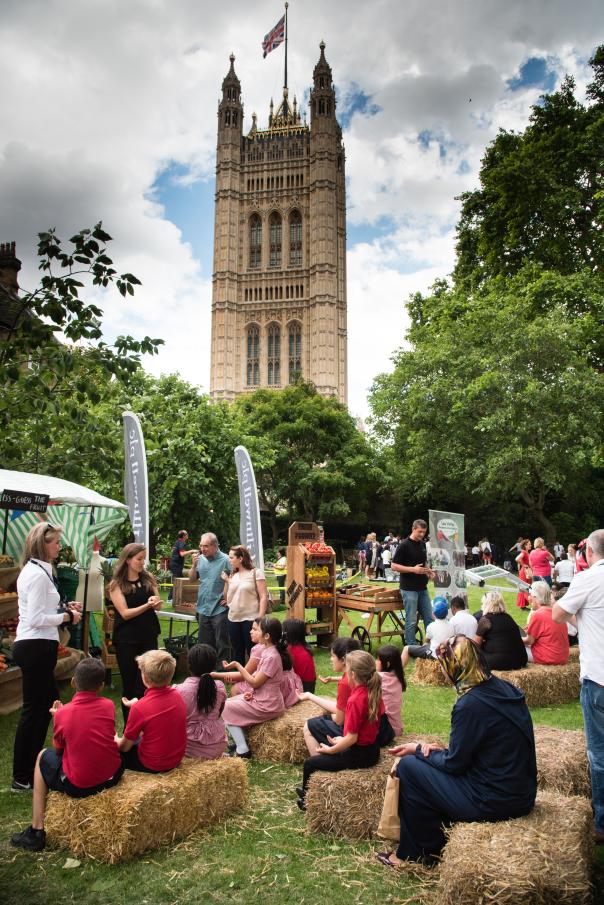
[11,658,125,852]
[221,616,289,758]
[297,636,361,756]
[283,617,317,692]
[402,598,454,669]
[175,644,227,759]
[376,645,405,736]
[297,650,385,810]
[118,649,186,773]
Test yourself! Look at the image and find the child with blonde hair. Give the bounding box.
[296,650,384,809]
[118,649,186,772]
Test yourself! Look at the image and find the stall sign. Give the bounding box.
[0,490,49,513]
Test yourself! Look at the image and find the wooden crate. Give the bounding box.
[0,665,23,715]
[0,593,18,621]
[173,578,199,608]
[173,600,197,616]
[101,641,118,669]
[0,565,20,592]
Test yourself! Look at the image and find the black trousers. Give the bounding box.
[302,741,380,791]
[12,639,59,784]
[115,639,158,725]
[228,619,253,665]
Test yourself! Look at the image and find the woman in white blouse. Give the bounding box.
[224,545,268,664]
[11,523,81,792]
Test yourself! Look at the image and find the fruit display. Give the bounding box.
[0,653,8,671]
[57,644,70,659]
[303,542,335,556]
[0,587,16,597]
[0,555,14,567]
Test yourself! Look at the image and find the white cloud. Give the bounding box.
[1,0,602,417]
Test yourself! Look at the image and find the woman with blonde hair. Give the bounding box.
[528,537,555,587]
[474,591,527,670]
[523,582,569,665]
[110,543,161,724]
[296,650,384,809]
[12,523,82,792]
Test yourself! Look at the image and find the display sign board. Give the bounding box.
[0,489,49,513]
[288,521,320,545]
[122,411,149,555]
[428,509,467,603]
[234,446,264,570]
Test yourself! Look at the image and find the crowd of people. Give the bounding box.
[7,520,604,865]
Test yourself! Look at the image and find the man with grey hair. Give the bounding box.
[189,533,232,664]
[553,528,604,844]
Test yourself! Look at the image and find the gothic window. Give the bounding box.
[249,214,262,269]
[318,99,325,115]
[269,212,282,267]
[289,210,302,266]
[288,322,302,383]
[246,325,260,386]
[233,111,238,126]
[225,109,231,125]
[267,323,281,386]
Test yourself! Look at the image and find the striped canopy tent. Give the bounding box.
[0,470,128,569]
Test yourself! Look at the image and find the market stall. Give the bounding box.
[286,521,337,646]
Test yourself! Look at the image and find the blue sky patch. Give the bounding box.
[151,163,215,273]
[507,56,557,92]
[337,84,381,129]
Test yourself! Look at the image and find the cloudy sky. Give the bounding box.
[1,0,601,418]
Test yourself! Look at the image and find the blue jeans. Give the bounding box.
[580,678,604,833]
[401,589,433,645]
[532,575,552,587]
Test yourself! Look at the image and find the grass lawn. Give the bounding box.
[1,580,602,904]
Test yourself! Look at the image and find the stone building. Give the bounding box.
[209,42,347,403]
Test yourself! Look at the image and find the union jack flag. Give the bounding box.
[262,14,285,58]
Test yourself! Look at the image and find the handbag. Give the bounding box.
[253,568,274,614]
[376,759,400,841]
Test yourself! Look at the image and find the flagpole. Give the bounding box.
[284,1,288,91]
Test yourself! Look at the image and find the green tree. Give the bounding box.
[0,223,162,461]
[454,48,604,290]
[370,268,604,542]
[233,382,377,544]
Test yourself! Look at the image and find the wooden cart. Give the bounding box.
[337,585,423,651]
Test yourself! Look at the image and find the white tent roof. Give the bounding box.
[0,469,127,509]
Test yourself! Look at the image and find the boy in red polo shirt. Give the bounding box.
[117,649,186,772]
[10,658,124,852]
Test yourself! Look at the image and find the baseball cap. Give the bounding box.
[432,597,448,619]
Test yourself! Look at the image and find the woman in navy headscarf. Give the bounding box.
[376,635,537,868]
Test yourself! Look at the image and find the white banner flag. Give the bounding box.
[122,411,149,558]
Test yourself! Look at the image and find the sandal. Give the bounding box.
[376,851,398,869]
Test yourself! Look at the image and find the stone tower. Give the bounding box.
[209,43,347,403]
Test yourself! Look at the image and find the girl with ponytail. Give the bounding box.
[296,650,384,809]
[221,617,286,757]
[175,644,227,760]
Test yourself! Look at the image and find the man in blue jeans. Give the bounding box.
[188,533,232,665]
[552,528,604,844]
[391,519,436,645]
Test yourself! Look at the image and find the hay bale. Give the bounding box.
[45,756,248,863]
[408,658,452,687]
[492,661,580,707]
[567,645,580,661]
[247,700,325,763]
[306,733,443,840]
[436,790,593,905]
[534,724,591,798]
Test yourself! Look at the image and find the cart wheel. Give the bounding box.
[351,626,372,652]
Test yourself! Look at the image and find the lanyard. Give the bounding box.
[30,559,61,594]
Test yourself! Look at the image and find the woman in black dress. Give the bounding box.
[474,591,527,670]
[110,543,161,724]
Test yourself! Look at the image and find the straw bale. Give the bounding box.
[567,645,581,661]
[305,733,443,840]
[436,790,593,905]
[534,724,590,798]
[45,756,248,863]
[408,658,452,687]
[247,700,325,763]
[492,661,580,707]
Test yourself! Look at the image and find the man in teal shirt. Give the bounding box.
[189,532,232,663]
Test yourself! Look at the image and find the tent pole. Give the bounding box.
[81,506,95,654]
[2,510,8,555]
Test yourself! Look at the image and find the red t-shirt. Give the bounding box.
[529,548,552,577]
[125,686,187,771]
[528,606,569,665]
[343,685,385,746]
[53,692,122,789]
[336,673,351,713]
[288,644,316,682]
